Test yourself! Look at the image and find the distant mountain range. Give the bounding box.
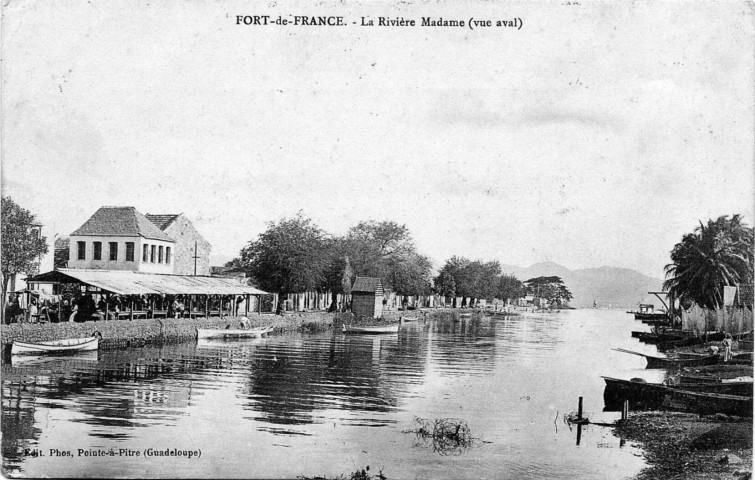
[500,261,664,309]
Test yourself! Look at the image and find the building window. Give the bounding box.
[77,241,86,260]
[150,245,156,263]
[158,246,164,263]
[93,242,102,261]
[126,242,135,262]
[109,242,118,261]
[166,247,171,265]
[143,244,149,262]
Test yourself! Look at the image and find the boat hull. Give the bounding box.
[645,354,719,369]
[196,327,273,339]
[635,312,669,321]
[342,324,399,334]
[603,377,753,416]
[11,337,99,356]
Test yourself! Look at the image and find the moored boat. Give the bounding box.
[630,304,668,321]
[663,389,753,417]
[602,376,753,416]
[342,324,399,334]
[613,348,719,368]
[11,336,99,356]
[196,326,274,339]
[400,316,419,322]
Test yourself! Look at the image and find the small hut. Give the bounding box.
[351,277,384,318]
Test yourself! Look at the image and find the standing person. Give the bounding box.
[721,333,733,362]
[27,299,38,323]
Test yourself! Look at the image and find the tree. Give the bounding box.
[435,256,470,307]
[664,214,754,309]
[343,220,431,298]
[1,197,48,321]
[433,270,457,299]
[524,276,573,307]
[434,257,501,306]
[239,213,329,314]
[497,274,524,304]
[321,238,354,312]
[385,252,433,298]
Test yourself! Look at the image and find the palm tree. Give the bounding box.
[663,215,754,309]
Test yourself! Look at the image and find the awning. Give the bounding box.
[27,269,268,296]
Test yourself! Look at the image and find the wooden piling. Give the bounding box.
[577,396,583,422]
[622,400,629,421]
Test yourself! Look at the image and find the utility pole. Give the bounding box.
[192,241,199,276]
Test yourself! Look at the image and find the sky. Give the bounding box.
[2,0,753,279]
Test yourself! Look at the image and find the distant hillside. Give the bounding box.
[500,261,664,308]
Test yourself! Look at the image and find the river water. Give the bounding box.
[2,309,661,479]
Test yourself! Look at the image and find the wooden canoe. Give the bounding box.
[11,337,99,356]
[602,376,753,416]
[663,389,753,417]
[196,326,273,339]
[613,348,719,369]
[342,324,399,334]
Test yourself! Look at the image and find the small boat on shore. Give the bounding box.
[11,336,99,356]
[664,389,753,417]
[342,324,399,334]
[602,376,753,416]
[656,332,726,351]
[196,326,274,339]
[400,316,419,322]
[613,348,719,368]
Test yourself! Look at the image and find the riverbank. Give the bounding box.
[0,313,334,350]
[0,308,486,349]
[614,412,752,480]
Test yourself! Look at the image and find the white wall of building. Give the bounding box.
[67,235,174,274]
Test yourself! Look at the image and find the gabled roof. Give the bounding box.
[70,207,174,242]
[351,276,383,294]
[145,213,181,231]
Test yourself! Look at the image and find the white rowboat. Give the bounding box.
[342,324,399,334]
[196,326,274,339]
[11,337,99,356]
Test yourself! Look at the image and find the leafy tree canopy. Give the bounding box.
[524,276,573,305]
[663,214,754,309]
[1,196,48,280]
[239,213,329,296]
[2,196,48,319]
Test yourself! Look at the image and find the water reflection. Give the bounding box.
[2,311,648,479]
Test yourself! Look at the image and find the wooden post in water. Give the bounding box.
[577,397,583,422]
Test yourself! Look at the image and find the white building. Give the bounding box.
[67,206,176,274]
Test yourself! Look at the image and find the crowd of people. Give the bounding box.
[3,293,251,324]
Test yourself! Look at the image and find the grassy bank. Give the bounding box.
[615,412,752,480]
